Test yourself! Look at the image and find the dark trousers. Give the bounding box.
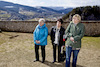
[53,44,61,62]
[35,44,45,61]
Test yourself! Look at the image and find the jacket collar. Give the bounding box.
[38,24,46,29]
[71,21,81,26]
[55,26,63,33]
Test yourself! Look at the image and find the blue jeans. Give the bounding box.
[66,47,80,67]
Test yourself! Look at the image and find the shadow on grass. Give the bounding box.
[1,32,19,39]
[43,60,83,67]
[9,35,19,39]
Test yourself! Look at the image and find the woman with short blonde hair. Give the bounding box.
[72,14,81,22]
[65,14,85,67]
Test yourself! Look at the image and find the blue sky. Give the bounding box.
[1,0,100,8]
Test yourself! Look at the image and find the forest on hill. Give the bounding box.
[62,6,100,21]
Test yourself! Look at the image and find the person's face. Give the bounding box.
[57,21,61,27]
[39,21,44,26]
[72,17,79,23]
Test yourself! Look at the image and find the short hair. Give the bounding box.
[39,18,45,23]
[72,14,81,22]
[57,18,63,24]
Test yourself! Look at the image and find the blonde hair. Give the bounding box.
[72,14,81,22]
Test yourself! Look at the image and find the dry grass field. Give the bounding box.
[0,32,100,67]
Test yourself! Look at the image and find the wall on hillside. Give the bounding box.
[0,21,100,36]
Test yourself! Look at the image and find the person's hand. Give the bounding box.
[37,41,40,44]
[70,37,74,42]
[63,45,65,47]
[36,40,40,44]
[36,40,38,43]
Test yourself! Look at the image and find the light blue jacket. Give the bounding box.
[33,24,48,45]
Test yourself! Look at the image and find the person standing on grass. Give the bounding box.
[33,18,48,63]
[65,14,85,67]
[50,18,65,63]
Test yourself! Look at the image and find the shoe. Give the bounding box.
[41,60,44,63]
[58,61,61,63]
[52,61,56,63]
[33,59,39,62]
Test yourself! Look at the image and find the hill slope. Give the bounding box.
[62,6,100,21]
[0,1,73,21]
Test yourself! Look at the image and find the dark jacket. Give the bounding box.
[50,26,65,46]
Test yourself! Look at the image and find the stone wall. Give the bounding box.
[0,21,100,36]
